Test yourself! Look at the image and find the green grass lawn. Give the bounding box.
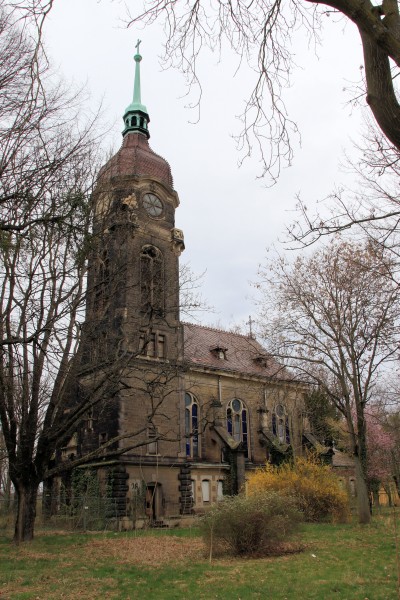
[0,511,399,599]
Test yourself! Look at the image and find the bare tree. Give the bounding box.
[0,427,11,507]
[256,238,400,523]
[0,1,101,236]
[0,1,212,542]
[128,0,400,179]
[0,2,104,542]
[288,121,400,255]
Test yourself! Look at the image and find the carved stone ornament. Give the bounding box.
[171,228,184,241]
[171,228,185,255]
[121,193,138,209]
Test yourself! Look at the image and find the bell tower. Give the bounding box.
[86,43,185,367]
[74,44,187,506]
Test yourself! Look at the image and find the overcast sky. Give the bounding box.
[45,0,365,331]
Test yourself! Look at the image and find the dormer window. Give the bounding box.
[254,354,268,368]
[211,346,227,360]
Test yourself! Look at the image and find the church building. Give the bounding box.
[57,46,317,526]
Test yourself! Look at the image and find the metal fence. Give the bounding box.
[0,494,139,534]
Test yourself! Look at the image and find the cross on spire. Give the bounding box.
[247,316,255,338]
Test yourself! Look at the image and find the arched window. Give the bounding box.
[227,399,249,457]
[93,249,110,313]
[185,392,199,458]
[140,245,164,314]
[272,403,290,444]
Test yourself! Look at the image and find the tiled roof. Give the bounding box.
[98,132,173,189]
[183,322,291,380]
[332,450,355,468]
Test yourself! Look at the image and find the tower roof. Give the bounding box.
[97,133,174,188]
[97,41,173,189]
[122,40,150,139]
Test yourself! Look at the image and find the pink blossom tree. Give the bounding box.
[365,408,396,507]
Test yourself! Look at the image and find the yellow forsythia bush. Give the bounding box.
[247,456,350,523]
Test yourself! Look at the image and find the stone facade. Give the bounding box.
[52,51,316,527]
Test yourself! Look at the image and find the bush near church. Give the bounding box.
[247,456,350,523]
[200,491,302,556]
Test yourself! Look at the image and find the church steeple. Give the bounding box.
[123,40,150,139]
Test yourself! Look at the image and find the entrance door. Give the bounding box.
[145,483,162,521]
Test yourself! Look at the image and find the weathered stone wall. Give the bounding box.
[183,369,305,465]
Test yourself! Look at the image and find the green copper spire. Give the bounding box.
[123,40,150,138]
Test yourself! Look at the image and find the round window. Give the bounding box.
[231,399,241,412]
[143,193,163,217]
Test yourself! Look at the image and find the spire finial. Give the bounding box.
[122,41,150,139]
[247,315,255,338]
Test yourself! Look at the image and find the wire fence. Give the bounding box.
[0,494,140,534]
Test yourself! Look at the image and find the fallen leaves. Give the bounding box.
[88,535,205,567]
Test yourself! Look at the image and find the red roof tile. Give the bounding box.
[183,322,291,380]
[98,132,173,189]
[332,450,355,468]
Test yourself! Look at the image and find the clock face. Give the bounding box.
[143,193,163,217]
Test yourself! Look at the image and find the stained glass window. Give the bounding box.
[185,392,199,458]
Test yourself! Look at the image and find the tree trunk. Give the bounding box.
[14,481,39,543]
[359,30,400,152]
[372,488,380,509]
[354,456,371,524]
[383,483,393,507]
[4,475,12,510]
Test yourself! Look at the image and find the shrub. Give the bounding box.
[247,456,350,523]
[200,490,302,556]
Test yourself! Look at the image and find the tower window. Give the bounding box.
[99,432,108,445]
[185,392,199,458]
[227,398,249,457]
[86,408,94,432]
[93,249,110,313]
[157,334,165,358]
[139,331,166,359]
[140,245,164,314]
[147,426,158,455]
